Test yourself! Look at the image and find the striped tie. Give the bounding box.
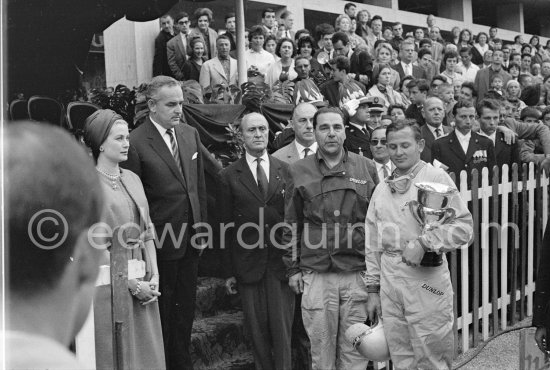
[166,129,184,176]
[256,158,269,200]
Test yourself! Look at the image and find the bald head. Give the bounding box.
[292,103,317,147]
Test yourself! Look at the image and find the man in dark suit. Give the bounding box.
[153,14,175,77]
[332,32,372,86]
[122,76,207,370]
[393,40,427,81]
[474,49,512,101]
[420,97,453,163]
[477,99,519,169]
[167,12,190,81]
[342,96,386,159]
[219,113,294,370]
[432,100,496,184]
[273,102,318,163]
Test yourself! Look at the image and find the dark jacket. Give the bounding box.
[533,222,550,329]
[122,117,207,260]
[420,124,453,164]
[344,124,373,159]
[432,130,496,185]
[217,156,290,284]
[282,151,378,276]
[153,30,174,77]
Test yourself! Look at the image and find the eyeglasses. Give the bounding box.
[178,20,190,25]
[370,139,387,145]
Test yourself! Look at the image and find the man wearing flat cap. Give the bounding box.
[342,96,387,159]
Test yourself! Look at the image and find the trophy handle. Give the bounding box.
[440,208,456,225]
[408,200,425,226]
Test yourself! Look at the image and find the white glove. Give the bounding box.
[343,98,360,117]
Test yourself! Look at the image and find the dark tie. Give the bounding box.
[434,128,441,138]
[166,129,184,176]
[256,158,269,199]
[303,148,310,158]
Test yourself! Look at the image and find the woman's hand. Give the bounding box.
[128,279,161,304]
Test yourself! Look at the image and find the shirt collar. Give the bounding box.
[428,123,443,136]
[455,130,471,142]
[150,116,169,137]
[348,121,367,133]
[315,148,347,174]
[479,130,496,142]
[294,141,318,155]
[245,150,269,166]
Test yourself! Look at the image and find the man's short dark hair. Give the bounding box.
[315,23,335,42]
[386,120,422,142]
[418,48,432,59]
[461,81,477,97]
[371,15,383,24]
[510,52,521,61]
[388,104,406,116]
[280,10,292,19]
[248,25,266,41]
[520,107,542,121]
[294,55,310,66]
[442,51,459,65]
[217,34,231,44]
[262,8,275,18]
[331,31,349,46]
[7,123,104,295]
[419,38,432,48]
[452,99,475,116]
[224,12,235,23]
[519,73,532,86]
[332,55,351,73]
[313,106,344,128]
[431,75,447,86]
[459,46,472,56]
[344,2,356,11]
[476,98,501,116]
[175,12,189,22]
[407,78,430,93]
[521,53,532,60]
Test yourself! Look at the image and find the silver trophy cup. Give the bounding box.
[408,182,458,266]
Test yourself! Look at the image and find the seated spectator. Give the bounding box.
[472,32,491,65]
[399,75,414,106]
[297,35,328,84]
[430,75,447,96]
[264,34,279,61]
[373,42,401,90]
[189,8,218,60]
[488,74,504,97]
[367,63,404,108]
[199,35,238,95]
[521,106,542,124]
[459,81,477,105]
[319,56,366,107]
[406,78,430,125]
[509,62,521,80]
[505,80,527,119]
[245,25,275,76]
[480,49,493,69]
[519,107,550,164]
[540,75,550,108]
[388,104,406,122]
[266,38,298,87]
[182,37,206,82]
[416,46,439,82]
[332,31,372,86]
[441,50,464,87]
[448,26,461,46]
[335,14,366,51]
[438,82,456,125]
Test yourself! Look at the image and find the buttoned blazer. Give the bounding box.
[432,130,496,184]
[420,124,453,163]
[344,125,373,159]
[217,156,290,284]
[121,117,207,260]
[199,57,238,93]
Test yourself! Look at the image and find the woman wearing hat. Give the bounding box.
[84,109,165,369]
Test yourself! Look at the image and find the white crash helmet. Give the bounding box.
[345,320,390,361]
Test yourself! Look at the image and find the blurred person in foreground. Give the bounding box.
[365,120,473,369]
[84,109,165,369]
[6,123,104,369]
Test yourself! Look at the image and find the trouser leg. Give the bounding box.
[265,268,295,370]
[240,277,274,370]
[291,293,312,370]
[301,271,339,370]
[336,271,369,370]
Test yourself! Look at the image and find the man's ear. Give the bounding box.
[418,138,426,153]
[147,99,156,113]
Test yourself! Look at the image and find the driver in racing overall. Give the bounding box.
[365,120,473,369]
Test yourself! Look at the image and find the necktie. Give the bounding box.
[166,129,183,176]
[303,148,310,158]
[382,164,389,179]
[434,128,441,138]
[256,158,269,199]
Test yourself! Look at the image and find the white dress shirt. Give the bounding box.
[150,117,176,154]
[245,151,270,183]
[375,160,393,180]
[245,49,275,76]
[455,130,471,154]
[428,124,444,138]
[294,141,318,159]
[459,63,480,83]
[401,62,413,77]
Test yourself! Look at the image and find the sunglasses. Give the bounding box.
[370,139,387,145]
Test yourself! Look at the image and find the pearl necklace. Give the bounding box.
[96,167,121,190]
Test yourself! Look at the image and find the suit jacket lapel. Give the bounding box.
[175,125,193,190]
[237,158,264,202]
[145,119,187,189]
[178,36,186,57]
[266,157,281,203]
[213,58,228,81]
